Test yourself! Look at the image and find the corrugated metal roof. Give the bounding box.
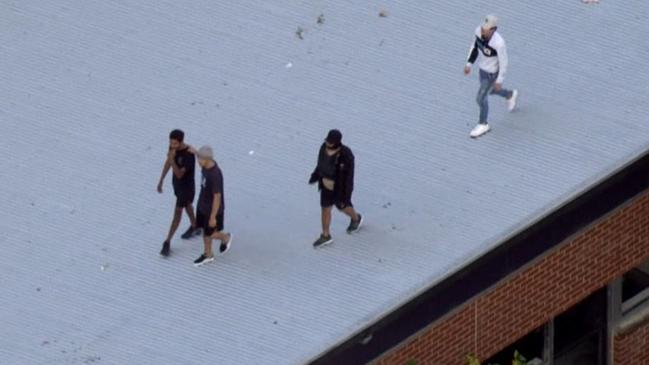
[1,0,648,364]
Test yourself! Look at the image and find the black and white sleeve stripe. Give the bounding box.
[467,39,478,65]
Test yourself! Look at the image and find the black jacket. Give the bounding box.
[309,143,355,202]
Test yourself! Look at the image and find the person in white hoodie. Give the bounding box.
[464,15,519,138]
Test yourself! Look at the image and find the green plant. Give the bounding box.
[465,350,529,365]
[466,354,481,365]
[405,360,418,365]
[512,350,527,365]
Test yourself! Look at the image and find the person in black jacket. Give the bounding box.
[309,129,363,248]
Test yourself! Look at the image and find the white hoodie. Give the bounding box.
[466,26,508,84]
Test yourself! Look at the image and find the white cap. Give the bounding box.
[482,15,498,30]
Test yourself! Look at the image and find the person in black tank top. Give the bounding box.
[309,129,364,248]
[156,129,201,256]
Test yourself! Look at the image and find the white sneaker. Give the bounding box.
[470,123,491,138]
[507,89,518,112]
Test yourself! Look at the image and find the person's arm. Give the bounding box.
[464,28,480,74]
[209,192,221,227]
[208,172,223,227]
[157,160,171,193]
[309,171,320,184]
[343,149,355,198]
[309,144,325,184]
[495,39,508,84]
[466,38,478,67]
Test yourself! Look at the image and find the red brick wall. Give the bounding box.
[375,191,649,365]
[613,320,649,365]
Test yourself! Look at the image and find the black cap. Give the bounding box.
[325,129,342,146]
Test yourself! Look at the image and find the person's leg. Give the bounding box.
[490,84,513,99]
[203,234,214,257]
[213,231,232,256]
[489,73,517,111]
[321,206,333,237]
[211,214,233,255]
[180,192,200,239]
[184,204,197,228]
[319,189,335,238]
[314,189,335,247]
[476,70,493,124]
[212,231,230,243]
[193,213,216,265]
[165,206,183,242]
[339,200,362,233]
[341,206,359,222]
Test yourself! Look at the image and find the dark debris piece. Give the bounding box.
[295,26,304,40]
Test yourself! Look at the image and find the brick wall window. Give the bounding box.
[621,259,649,315]
[611,258,649,365]
[374,191,649,365]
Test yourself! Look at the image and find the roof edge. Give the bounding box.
[309,148,649,365]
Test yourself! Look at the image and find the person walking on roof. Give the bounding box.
[464,15,519,138]
[309,129,363,248]
[157,129,201,257]
[193,145,233,267]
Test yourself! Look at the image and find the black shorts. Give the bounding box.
[320,188,353,209]
[174,189,195,208]
[196,211,224,237]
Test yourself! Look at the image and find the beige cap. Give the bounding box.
[482,15,498,30]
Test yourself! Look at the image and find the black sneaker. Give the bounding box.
[160,241,170,257]
[181,226,202,239]
[218,233,233,256]
[313,234,333,248]
[193,253,215,267]
[346,214,363,234]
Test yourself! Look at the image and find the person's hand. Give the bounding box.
[308,172,319,185]
[463,66,471,75]
[494,83,503,92]
[157,181,163,193]
[209,216,217,228]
